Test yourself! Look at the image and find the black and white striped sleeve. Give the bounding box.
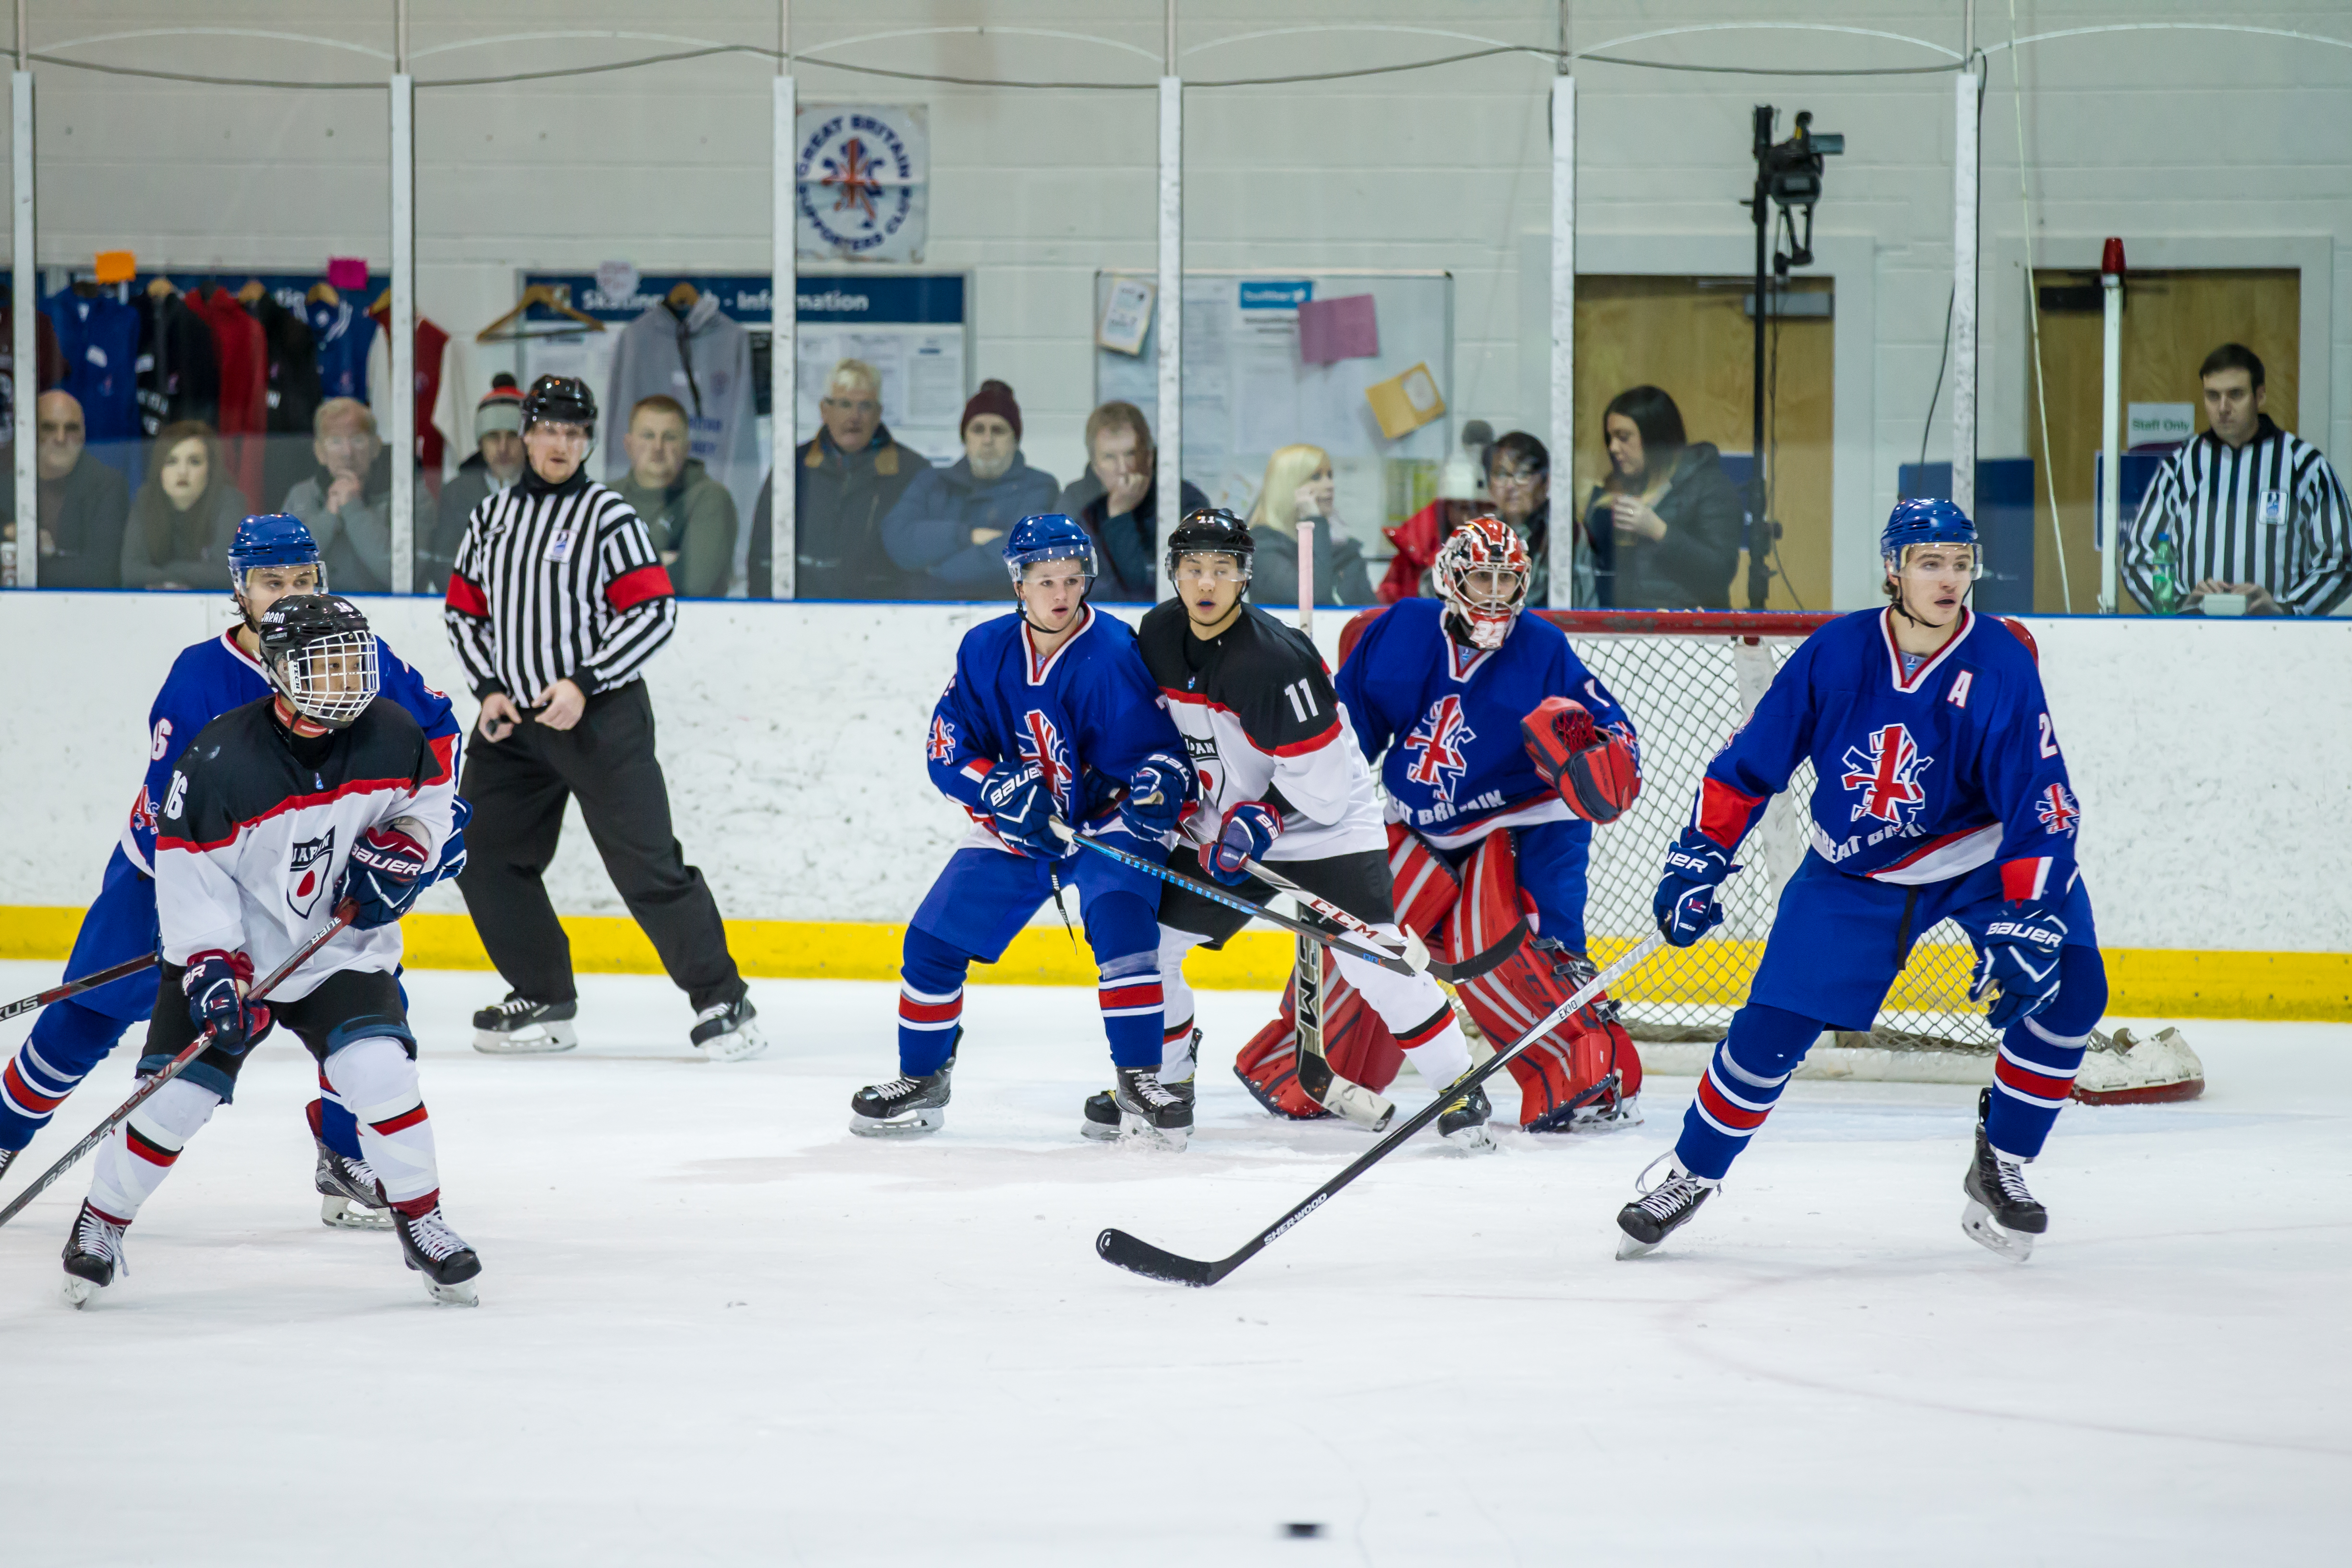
[441,500,507,698]
[576,495,677,695]
[2119,449,2187,612]
[2282,449,2352,615]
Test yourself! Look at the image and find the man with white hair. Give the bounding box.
[282,396,430,593]
[747,357,928,598]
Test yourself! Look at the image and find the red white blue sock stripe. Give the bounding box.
[1097,979,1164,1020]
[1690,1044,1792,1140]
[2,1042,76,1121]
[897,983,963,1032]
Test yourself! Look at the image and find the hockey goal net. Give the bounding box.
[1532,610,1993,1054]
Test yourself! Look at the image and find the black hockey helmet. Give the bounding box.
[257,594,379,729]
[1164,507,1255,584]
[521,374,598,432]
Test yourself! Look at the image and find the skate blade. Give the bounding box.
[472,1023,578,1055]
[1079,1119,1123,1142]
[848,1107,944,1138]
[1960,1199,2036,1262]
[321,1196,393,1231]
[61,1275,101,1308]
[1117,1114,1190,1152]
[1615,1229,1661,1261]
[695,1025,770,1064]
[425,1277,480,1307]
[1440,1123,1500,1155]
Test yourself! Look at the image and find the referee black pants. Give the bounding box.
[456,680,745,1012]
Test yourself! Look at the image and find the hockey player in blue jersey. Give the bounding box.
[1617,499,2103,1262]
[0,514,466,1229]
[1245,514,1647,1132]
[848,514,1199,1147]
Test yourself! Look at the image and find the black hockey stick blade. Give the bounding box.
[0,950,161,1026]
[1096,1227,1229,1287]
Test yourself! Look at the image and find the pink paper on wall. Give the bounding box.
[1298,293,1378,366]
[326,256,369,291]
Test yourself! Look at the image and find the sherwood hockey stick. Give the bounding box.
[0,951,161,1026]
[1050,822,1443,980]
[1097,930,1666,1287]
[0,904,357,1229]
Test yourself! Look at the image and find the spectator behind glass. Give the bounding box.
[608,394,739,598]
[1579,386,1742,610]
[1245,442,1374,606]
[882,379,1059,599]
[1057,400,1209,599]
[1377,454,1483,603]
[119,421,245,590]
[748,357,926,599]
[3,390,130,587]
[280,396,430,594]
[420,374,527,596]
[1486,431,1602,607]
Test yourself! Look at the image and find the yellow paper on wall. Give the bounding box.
[1365,362,1446,440]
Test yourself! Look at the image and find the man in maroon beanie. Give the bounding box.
[881,378,1061,599]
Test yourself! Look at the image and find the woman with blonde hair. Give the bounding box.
[1245,442,1374,606]
[119,421,248,590]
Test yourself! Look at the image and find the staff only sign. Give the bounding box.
[796,104,929,264]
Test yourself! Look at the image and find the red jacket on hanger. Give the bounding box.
[189,284,269,507]
[369,299,450,482]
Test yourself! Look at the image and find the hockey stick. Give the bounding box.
[1096,930,1666,1287]
[1240,856,1436,977]
[1049,821,1439,979]
[0,951,160,1026]
[0,904,356,1229]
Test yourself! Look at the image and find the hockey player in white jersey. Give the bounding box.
[60,595,481,1307]
[1099,510,1495,1148]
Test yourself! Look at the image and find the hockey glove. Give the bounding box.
[425,796,471,887]
[341,821,433,931]
[1971,901,2068,1029]
[1118,753,1189,843]
[1653,827,1737,947]
[1521,697,1642,825]
[183,950,272,1056]
[979,762,1067,858]
[1208,801,1283,886]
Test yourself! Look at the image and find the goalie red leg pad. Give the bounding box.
[1438,831,1532,977]
[1385,822,1461,947]
[1232,1006,1331,1121]
[1455,949,1639,1129]
[1232,957,1405,1118]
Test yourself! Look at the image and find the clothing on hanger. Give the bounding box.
[603,290,760,590]
[0,305,66,448]
[307,291,375,403]
[42,283,143,453]
[367,298,452,485]
[134,283,223,441]
[190,283,270,507]
[252,294,324,511]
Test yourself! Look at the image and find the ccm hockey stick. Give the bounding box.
[0,952,162,1027]
[1050,822,1443,979]
[0,904,356,1229]
[1240,856,1437,977]
[1097,931,1666,1287]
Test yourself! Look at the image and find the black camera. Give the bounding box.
[1754,108,1842,269]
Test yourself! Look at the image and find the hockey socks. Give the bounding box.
[323,1036,441,1212]
[87,1076,222,1224]
[310,1070,369,1163]
[1675,1003,1820,1182]
[1,996,130,1151]
[1394,1004,1474,1093]
[1095,952,1165,1070]
[1984,944,2105,1161]
[897,927,969,1078]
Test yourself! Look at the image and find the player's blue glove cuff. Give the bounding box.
[1972,900,2067,1029]
[1208,800,1282,886]
[980,762,1066,858]
[1653,828,1737,948]
[425,797,471,887]
[1118,754,1189,844]
[183,950,272,1056]
[341,823,432,931]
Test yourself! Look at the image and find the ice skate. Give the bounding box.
[315,1142,392,1230]
[850,1045,956,1138]
[0,1146,18,1182]
[471,992,578,1055]
[61,1200,128,1308]
[1436,1083,1499,1153]
[1114,1065,1192,1151]
[1615,1154,1717,1258]
[1086,1037,1194,1142]
[690,996,768,1063]
[1961,1088,2046,1262]
[1528,1074,1644,1136]
[393,1203,482,1306]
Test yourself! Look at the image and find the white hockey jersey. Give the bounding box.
[152,694,457,1002]
[1136,601,1386,863]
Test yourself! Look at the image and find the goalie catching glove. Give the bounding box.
[183,950,272,1055]
[1521,697,1641,824]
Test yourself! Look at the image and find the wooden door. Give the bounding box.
[1574,275,1835,611]
[2025,268,2299,612]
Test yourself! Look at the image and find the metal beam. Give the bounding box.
[1548,74,1575,607]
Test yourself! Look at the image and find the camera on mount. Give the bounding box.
[1754,108,1843,271]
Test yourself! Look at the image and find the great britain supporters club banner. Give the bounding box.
[796,104,929,264]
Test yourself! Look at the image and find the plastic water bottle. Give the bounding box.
[2151,535,2181,614]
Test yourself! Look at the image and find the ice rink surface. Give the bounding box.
[1,963,2344,1566]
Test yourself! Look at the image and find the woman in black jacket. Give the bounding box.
[1580,386,1743,610]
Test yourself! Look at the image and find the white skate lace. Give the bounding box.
[1124,1071,1182,1110]
[402,1209,468,1262]
[76,1207,125,1263]
[1993,1157,2035,1206]
[1630,1152,1709,1218]
[866,1075,926,1102]
[332,1152,386,1202]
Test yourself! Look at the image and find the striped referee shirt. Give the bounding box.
[443,469,676,700]
[2120,416,2352,615]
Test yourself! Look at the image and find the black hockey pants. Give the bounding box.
[455,680,745,1012]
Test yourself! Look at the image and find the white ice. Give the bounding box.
[0,962,2344,1565]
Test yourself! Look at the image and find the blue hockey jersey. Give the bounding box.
[44,286,143,449]
[1338,599,1635,850]
[308,295,377,403]
[924,605,1188,854]
[1693,607,2081,898]
[121,628,462,874]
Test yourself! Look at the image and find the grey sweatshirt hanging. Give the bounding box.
[602,293,761,593]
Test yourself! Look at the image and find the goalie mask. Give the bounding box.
[1433,514,1531,650]
[257,594,380,729]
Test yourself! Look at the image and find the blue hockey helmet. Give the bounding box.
[227,513,326,592]
[1880,498,1982,577]
[1003,513,1098,583]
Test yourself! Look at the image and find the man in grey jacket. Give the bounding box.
[280,397,430,592]
[601,288,760,580]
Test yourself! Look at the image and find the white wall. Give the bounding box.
[2,593,2345,955]
[20,3,2352,603]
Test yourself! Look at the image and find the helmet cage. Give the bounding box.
[269,630,380,729]
[1433,517,1531,650]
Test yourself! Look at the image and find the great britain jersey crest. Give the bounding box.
[1840,723,1932,826]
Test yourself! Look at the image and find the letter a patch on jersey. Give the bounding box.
[1019,710,1073,808]
[1403,695,1476,803]
[1840,723,1932,827]
[2035,782,2080,836]
[287,828,336,919]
